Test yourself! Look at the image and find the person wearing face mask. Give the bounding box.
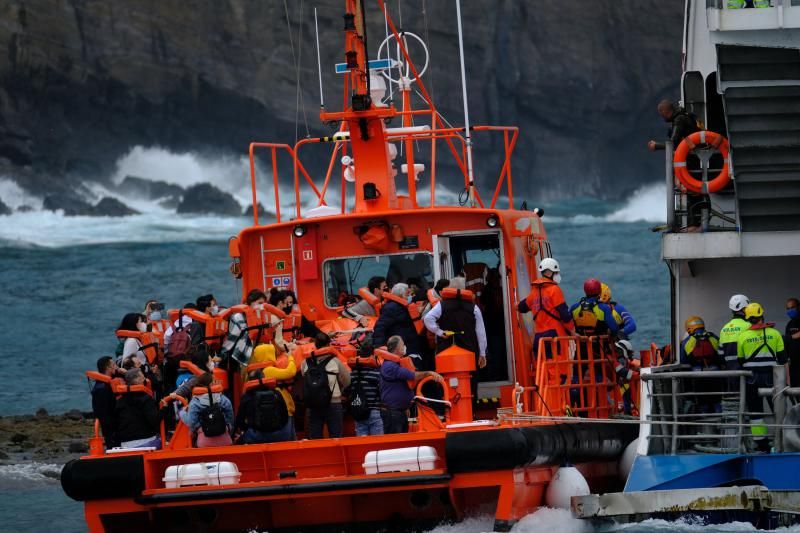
[223,289,268,366]
[117,313,149,365]
[517,258,575,358]
[267,289,297,354]
[785,298,800,386]
[196,294,220,316]
[373,283,424,362]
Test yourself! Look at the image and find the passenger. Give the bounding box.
[267,289,298,353]
[171,348,218,400]
[180,372,234,447]
[342,276,387,327]
[346,342,384,436]
[380,335,443,434]
[283,289,325,339]
[235,344,297,443]
[301,333,351,439]
[114,369,161,449]
[737,302,787,452]
[613,340,639,415]
[224,289,267,365]
[117,312,148,365]
[517,258,574,357]
[786,298,800,386]
[144,300,165,321]
[91,356,122,449]
[195,294,218,316]
[598,283,637,338]
[373,282,424,360]
[423,276,488,399]
[680,316,724,414]
[164,302,196,353]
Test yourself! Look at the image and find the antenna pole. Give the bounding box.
[455,0,476,206]
[315,7,324,109]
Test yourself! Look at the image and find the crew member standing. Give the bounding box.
[680,316,724,414]
[517,258,574,357]
[786,298,800,386]
[598,283,637,338]
[720,294,750,392]
[737,302,787,452]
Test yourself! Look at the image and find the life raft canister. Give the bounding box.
[673,130,731,194]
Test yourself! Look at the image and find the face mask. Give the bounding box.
[553,273,562,284]
[149,311,162,321]
[137,321,147,333]
[788,308,799,320]
[253,303,265,311]
[207,361,216,372]
[407,295,414,304]
[210,305,219,316]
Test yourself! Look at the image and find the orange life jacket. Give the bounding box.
[375,348,417,389]
[524,278,572,337]
[358,287,383,314]
[427,289,440,307]
[347,355,381,368]
[381,291,424,334]
[439,287,476,302]
[116,330,161,365]
[178,309,230,350]
[149,319,171,347]
[112,381,155,398]
[191,383,225,396]
[221,304,277,343]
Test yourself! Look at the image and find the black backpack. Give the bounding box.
[347,366,371,422]
[251,388,289,433]
[199,387,227,437]
[303,355,335,409]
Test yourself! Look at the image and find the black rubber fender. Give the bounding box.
[61,454,145,501]
[445,422,637,474]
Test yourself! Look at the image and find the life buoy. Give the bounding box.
[382,292,424,334]
[673,131,731,194]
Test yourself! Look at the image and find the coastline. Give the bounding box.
[0,409,94,467]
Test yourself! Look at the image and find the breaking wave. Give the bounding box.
[0,462,61,490]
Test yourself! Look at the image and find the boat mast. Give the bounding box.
[455,0,476,207]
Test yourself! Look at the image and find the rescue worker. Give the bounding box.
[598,283,637,338]
[737,302,787,452]
[517,258,574,357]
[680,316,724,414]
[342,276,387,327]
[727,0,770,8]
[720,294,750,392]
[613,340,639,415]
[570,279,620,338]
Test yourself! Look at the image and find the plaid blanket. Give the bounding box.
[223,312,254,365]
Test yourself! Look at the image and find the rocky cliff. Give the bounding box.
[0,0,683,202]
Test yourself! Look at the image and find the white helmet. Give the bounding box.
[538,258,560,273]
[615,339,634,359]
[729,294,749,312]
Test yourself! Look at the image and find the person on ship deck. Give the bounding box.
[301,333,351,439]
[720,294,751,392]
[342,276,387,327]
[598,283,637,338]
[786,298,800,386]
[680,316,724,414]
[115,369,161,449]
[517,258,575,358]
[117,313,148,365]
[91,356,123,449]
[164,302,197,354]
[373,282,424,363]
[180,372,234,448]
[267,289,298,354]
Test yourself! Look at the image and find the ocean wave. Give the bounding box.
[0,462,61,489]
[545,183,666,225]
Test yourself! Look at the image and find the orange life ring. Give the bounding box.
[673,131,730,194]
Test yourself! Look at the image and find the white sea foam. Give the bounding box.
[0,462,61,489]
[605,183,667,223]
[0,178,43,210]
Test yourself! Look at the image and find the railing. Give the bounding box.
[707,0,800,31]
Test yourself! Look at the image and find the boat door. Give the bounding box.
[432,230,512,398]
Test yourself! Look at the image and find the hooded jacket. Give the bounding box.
[115,392,159,443]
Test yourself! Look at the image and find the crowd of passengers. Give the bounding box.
[91,275,503,449]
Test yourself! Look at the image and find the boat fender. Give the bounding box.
[544,465,590,510]
[618,438,639,483]
[61,455,145,501]
[784,404,800,452]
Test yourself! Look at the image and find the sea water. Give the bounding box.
[0,181,751,531]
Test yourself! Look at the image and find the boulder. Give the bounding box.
[0,197,10,215]
[16,204,34,212]
[177,183,242,216]
[43,194,93,216]
[91,197,140,217]
[243,202,268,219]
[118,175,184,200]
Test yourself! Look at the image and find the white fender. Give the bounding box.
[544,465,590,509]
[618,438,639,483]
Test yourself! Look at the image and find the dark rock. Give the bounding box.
[42,469,61,480]
[35,407,48,418]
[0,198,10,216]
[42,193,93,216]
[10,433,27,444]
[177,183,241,216]
[67,441,88,454]
[118,175,184,200]
[91,197,139,217]
[243,202,268,219]
[64,409,83,421]
[16,204,34,212]
[0,450,9,460]
[158,196,181,210]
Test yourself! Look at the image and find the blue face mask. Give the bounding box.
[407,295,414,304]
[788,308,799,320]
[149,311,162,321]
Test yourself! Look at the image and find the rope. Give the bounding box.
[283,0,310,142]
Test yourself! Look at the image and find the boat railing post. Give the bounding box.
[774,364,787,453]
[671,376,679,454]
[738,373,747,453]
[665,140,675,230]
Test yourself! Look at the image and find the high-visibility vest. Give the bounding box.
[737,326,784,368]
[727,0,745,8]
[720,317,749,365]
[753,0,770,7]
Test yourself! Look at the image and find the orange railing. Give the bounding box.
[532,335,643,419]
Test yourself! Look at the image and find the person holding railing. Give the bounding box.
[517,258,575,359]
[737,302,787,452]
[598,283,637,338]
[680,316,725,414]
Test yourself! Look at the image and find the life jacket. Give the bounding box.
[525,278,570,337]
[116,330,161,365]
[112,380,155,399]
[179,309,229,351]
[437,288,479,355]
[283,309,303,342]
[178,360,229,390]
[358,287,383,315]
[375,348,416,389]
[738,323,783,369]
[221,304,277,343]
[149,319,171,347]
[382,291,424,335]
[462,263,488,299]
[571,298,609,337]
[85,371,124,391]
[684,331,720,369]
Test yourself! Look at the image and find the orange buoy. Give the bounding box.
[673,130,730,194]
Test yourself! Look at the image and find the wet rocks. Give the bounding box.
[118,175,184,201]
[243,202,268,219]
[42,194,139,216]
[67,441,88,454]
[92,197,140,217]
[0,198,10,215]
[0,412,93,464]
[177,182,241,216]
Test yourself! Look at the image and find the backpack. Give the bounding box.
[199,388,227,437]
[347,364,371,421]
[303,355,335,409]
[251,389,289,433]
[167,311,205,360]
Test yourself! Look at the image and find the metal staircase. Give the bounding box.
[718,45,800,232]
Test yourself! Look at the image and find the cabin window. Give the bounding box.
[322,252,434,307]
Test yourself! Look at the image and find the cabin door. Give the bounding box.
[432,230,512,398]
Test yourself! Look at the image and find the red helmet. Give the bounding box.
[583,278,602,297]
